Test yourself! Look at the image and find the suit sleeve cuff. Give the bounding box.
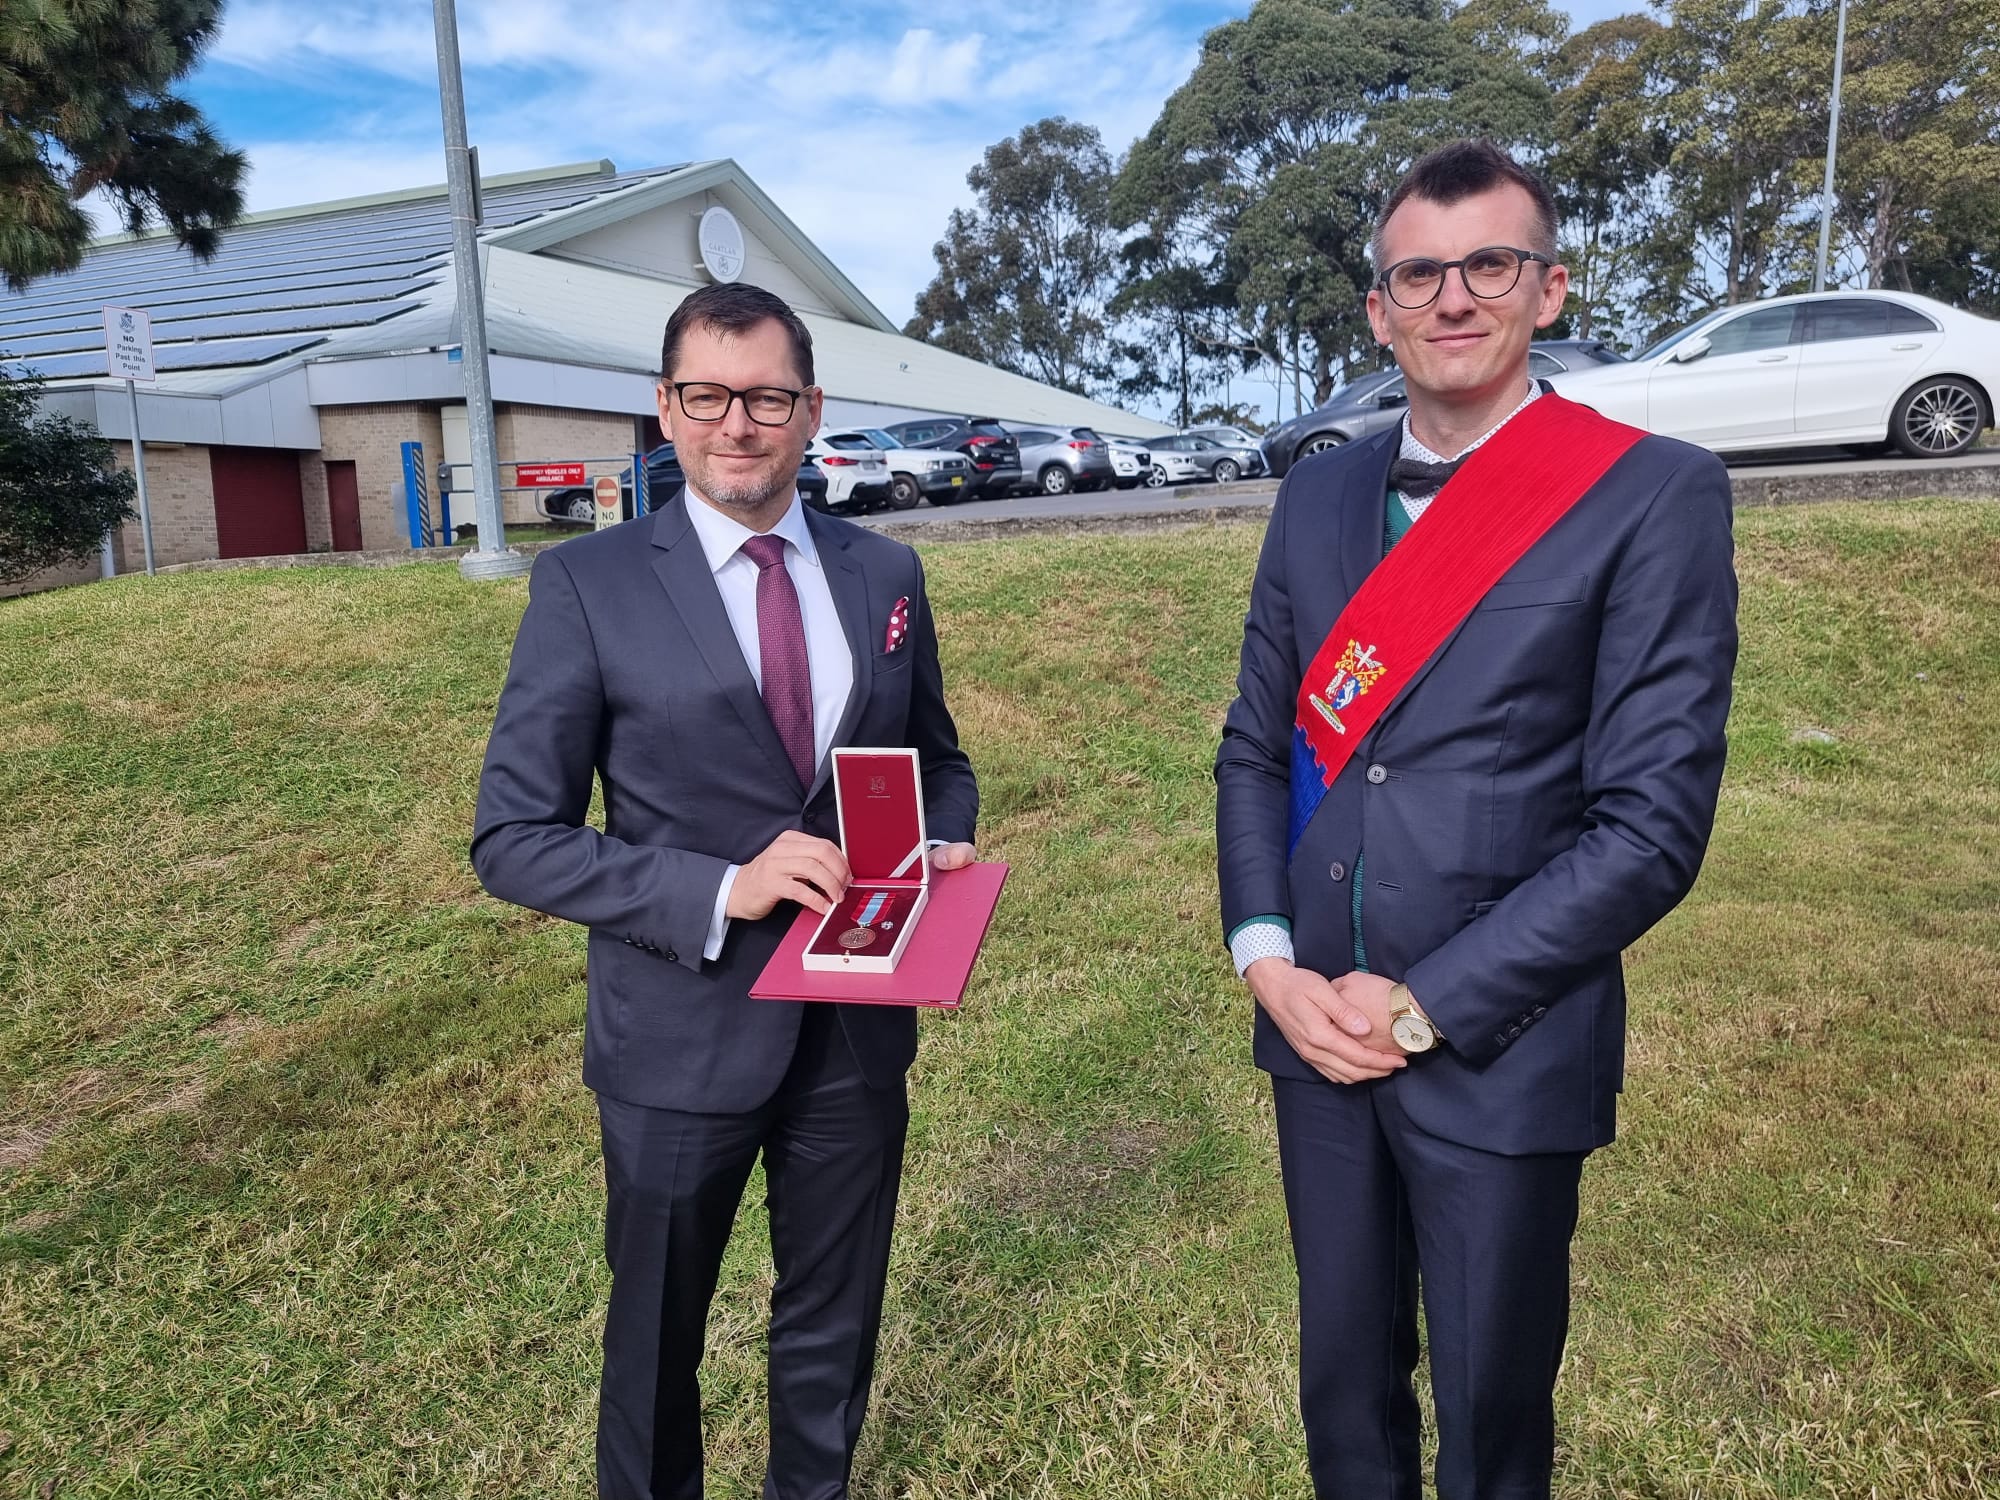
[703,865,739,963]
[1228,916,1294,977]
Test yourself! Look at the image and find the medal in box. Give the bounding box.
[802,747,930,973]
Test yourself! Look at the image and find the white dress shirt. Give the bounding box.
[683,488,856,959]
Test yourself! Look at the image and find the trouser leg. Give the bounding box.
[597,1091,766,1500]
[760,1005,910,1500]
[1272,1075,1423,1500]
[1378,1085,1587,1500]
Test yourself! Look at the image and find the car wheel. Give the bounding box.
[1297,433,1346,466]
[1891,376,1985,458]
[1213,458,1241,484]
[565,495,594,522]
[1145,465,1169,489]
[888,474,922,510]
[1040,465,1073,495]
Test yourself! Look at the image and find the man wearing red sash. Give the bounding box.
[1216,141,1738,1497]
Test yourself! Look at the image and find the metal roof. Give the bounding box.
[1,161,689,381]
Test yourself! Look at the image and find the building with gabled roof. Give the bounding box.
[6,158,1171,589]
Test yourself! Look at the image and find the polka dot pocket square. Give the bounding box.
[884,595,911,653]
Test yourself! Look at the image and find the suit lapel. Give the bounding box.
[1339,429,1397,603]
[808,507,872,803]
[648,491,801,791]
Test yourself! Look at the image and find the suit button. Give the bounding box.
[1328,861,1347,883]
[1365,763,1388,784]
[1532,1005,1547,1018]
[1494,1031,1511,1047]
[665,950,678,963]
[1507,1023,1524,1039]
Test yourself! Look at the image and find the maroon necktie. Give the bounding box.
[740,533,816,788]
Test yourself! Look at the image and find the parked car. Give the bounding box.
[1181,424,1266,451]
[1259,338,1628,479]
[1144,433,1257,486]
[1007,425,1117,495]
[1177,426,1267,480]
[806,436,893,512]
[820,427,974,508]
[1106,438,1154,489]
[1548,291,1996,458]
[1143,442,1203,488]
[880,415,1022,498]
[540,443,829,524]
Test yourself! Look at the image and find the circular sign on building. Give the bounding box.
[698,205,746,283]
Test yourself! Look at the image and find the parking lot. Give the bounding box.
[862,444,2000,530]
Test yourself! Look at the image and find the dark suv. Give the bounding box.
[880,415,1022,499]
[1258,338,1629,479]
[540,443,829,524]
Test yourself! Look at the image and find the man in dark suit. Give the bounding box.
[1215,141,1738,1497]
[473,282,977,1500]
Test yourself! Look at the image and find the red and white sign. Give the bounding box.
[515,462,587,487]
[593,473,623,530]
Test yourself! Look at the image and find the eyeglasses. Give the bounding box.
[1376,246,1553,310]
[666,382,810,426]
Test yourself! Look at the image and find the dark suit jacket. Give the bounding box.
[1216,417,1738,1155]
[472,492,977,1114]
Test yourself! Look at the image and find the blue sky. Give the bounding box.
[187,0,1642,339]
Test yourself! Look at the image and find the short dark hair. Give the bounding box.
[659,282,815,387]
[1372,140,1558,268]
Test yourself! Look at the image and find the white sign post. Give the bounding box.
[102,306,158,576]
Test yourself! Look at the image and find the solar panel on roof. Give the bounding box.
[0,164,683,382]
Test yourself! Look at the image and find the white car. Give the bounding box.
[1106,438,1154,489]
[806,436,893,513]
[1548,290,1996,458]
[819,428,975,509]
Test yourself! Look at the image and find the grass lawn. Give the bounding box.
[2,500,1996,1498]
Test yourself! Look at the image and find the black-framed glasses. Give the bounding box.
[1376,246,1553,309]
[666,381,810,426]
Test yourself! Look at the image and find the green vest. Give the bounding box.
[1351,487,1418,972]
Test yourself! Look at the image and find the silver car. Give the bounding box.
[1178,427,1267,480]
[1007,425,1117,495]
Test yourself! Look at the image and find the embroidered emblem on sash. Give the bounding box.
[1307,641,1385,735]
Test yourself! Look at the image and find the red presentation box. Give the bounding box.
[802,748,930,973]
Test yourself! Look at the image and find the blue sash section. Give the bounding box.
[1288,725,1328,857]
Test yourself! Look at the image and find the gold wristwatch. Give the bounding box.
[1388,983,1440,1054]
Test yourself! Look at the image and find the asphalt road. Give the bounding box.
[869,446,2000,530]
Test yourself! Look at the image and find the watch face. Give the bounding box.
[1391,1014,1435,1053]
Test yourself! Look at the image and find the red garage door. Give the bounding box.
[211,447,307,559]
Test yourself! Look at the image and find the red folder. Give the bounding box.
[750,861,1008,1009]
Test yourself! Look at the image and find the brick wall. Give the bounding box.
[0,555,101,599]
[298,452,332,552]
[497,405,641,525]
[109,443,219,569]
[317,403,444,550]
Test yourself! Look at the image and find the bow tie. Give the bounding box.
[1388,455,1463,501]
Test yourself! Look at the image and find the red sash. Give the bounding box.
[1288,394,1643,849]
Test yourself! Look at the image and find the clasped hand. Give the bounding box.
[1245,960,1407,1084]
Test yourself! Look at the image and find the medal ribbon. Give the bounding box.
[856,892,888,928]
[1288,394,1645,853]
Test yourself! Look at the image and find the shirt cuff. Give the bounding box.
[704,865,739,962]
[1228,916,1294,978]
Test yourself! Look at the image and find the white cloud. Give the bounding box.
[193,0,1243,328]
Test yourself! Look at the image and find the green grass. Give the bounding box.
[3,501,1997,1498]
